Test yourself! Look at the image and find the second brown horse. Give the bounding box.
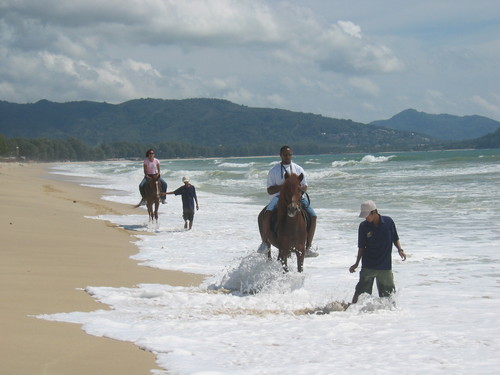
[144,176,161,222]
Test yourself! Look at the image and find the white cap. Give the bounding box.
[182,176,190,182]
[359,200,377,218]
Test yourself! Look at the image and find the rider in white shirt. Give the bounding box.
[258,145,318,257]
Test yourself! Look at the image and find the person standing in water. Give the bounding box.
[349,200,407,304]
[165,176,199,230]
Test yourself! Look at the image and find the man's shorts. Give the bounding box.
[266,195,317,216]
[355,268,395,297]
[182,208,195,222]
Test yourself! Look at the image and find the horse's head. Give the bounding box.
[280,172,304,218]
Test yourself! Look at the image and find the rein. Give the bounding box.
[302,192,311,208]
[280,162,296,179]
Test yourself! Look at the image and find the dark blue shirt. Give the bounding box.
[173,185,197,210]
[358,215,399,270]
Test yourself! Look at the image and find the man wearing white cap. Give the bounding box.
[349,200,407,304]
[165,176,199,230]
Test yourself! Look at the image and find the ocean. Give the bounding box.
[40,149,500,374]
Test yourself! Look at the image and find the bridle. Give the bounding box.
[286,185,302,218]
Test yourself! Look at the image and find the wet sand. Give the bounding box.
[0,162,205,375]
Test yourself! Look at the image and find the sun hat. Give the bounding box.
[359,200,377,218]
[182,176,190,182]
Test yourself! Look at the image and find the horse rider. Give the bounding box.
[258,145,318,257]
[139,149,168,205]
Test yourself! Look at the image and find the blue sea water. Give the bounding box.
[41,149,500,374]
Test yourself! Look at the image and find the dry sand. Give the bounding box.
[0,162,205,375]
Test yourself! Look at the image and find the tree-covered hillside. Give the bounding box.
[2,98,499,161]
[0,99,437,156]
[448,127,500,149]
[370,108,500,141]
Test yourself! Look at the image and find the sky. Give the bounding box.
[1,0,499,124]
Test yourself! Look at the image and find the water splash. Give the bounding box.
[207,252,305,295]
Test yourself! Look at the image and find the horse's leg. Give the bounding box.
[154,201,159,221]
[278,249,289,272]
[154,182,161,221]
[297,248,305,273]
[281,258,289,273]
[147,201,154,221]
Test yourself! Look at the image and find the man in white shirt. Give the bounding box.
[258,145,318,257]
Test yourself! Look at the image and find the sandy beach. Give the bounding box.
[0,162,205,375]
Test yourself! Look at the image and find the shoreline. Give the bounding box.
[0,162,205,375]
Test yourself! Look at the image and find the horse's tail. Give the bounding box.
[133,200,143,208]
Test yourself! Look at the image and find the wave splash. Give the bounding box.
[207,252,305,295]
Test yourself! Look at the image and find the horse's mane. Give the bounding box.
[279,174,300,200]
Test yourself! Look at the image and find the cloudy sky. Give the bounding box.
[1,0,499,123]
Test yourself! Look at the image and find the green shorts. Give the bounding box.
[182,208,195,222]
[355,268,395,298]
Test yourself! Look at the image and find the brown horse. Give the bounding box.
[277,172,307,272]
[258,173,307,272]
[144,176,161,222]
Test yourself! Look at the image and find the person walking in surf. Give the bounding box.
[165,176,199,230]
[349,200,407,303]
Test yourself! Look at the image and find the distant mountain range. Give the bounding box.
[0,99,499,155]
[448,127,500,149]
[370,108,500,141]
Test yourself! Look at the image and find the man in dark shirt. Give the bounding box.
[165,177,199,230]
[349,200,407,303]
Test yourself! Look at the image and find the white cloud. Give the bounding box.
[224,88,255,104]
[0,82,15,98]
[266,94,287,108]
[349,77,380,96]
[1,0,402,74]
[338,21,362,39]
[471,95,500,117]
[123,59,162,77]
[0,0,499,123]
[423,89,457,114]
[361,102,378,112]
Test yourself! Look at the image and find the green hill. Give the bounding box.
[0,98,437,155]
[370,108,500,141]
[448,127,500,149]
